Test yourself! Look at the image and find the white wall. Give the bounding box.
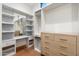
[33,3,40,12]
[4,3,33,15]
[44,4,79,34]
[45,4,72,24]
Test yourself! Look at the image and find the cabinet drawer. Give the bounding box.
[55,34,76,56]
[2,40,15,47]
[42,50,50,56]
[42,45,50,50]
[41,32,55,41]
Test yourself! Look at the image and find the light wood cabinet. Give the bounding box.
[77,36,79,56]
[41,32,77,56]
[55,34,76,56]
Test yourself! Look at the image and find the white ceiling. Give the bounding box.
[26,3,40,7]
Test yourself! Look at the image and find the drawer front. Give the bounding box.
[42,44,59,56]
[55,34,76,56]
[2,40,15,47]
[42,50,50,56]
[41,33,55,41]
[41,32,55,46]
[77,36,79,56]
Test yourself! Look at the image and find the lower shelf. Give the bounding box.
[2,45,15,56]
[4,52,15,56]
[28,44,33,48]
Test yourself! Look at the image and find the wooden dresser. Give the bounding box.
[41,32,77,56]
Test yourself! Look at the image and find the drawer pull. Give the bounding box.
[45,42,49,44]
[45,36,49,38]
[44,51,49,54]
[59,52,67,56]
[60,39,67,41]
[60,45,68,48]
[45,47,49,49]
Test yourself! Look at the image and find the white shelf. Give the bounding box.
[2,31,14,33]
[29,38,33,40]
[14,35,30,40]
[2,12,14,17]
[26,19,33,21]
[5,52,15,56]
[3,46,15,56]
[25,25,33,26]
[2,22,14,25]
[28,44,33,48]
[25,30,33,32]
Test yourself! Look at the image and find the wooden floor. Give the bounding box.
[16,47,41,56]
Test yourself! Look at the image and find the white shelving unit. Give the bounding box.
[34,9,41,36]
[27,36,34,48]
[0,4,34,56]
[23,17,34,48]
[34,9,41,52]
[2,4,16,56]
[24,19,33,36]
[34,36,41,52]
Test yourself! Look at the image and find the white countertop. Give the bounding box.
[14,35,30,40]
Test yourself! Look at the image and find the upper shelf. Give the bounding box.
[42,3,66,11]
[2,4,33,17]
[26,19,33,21]
[2,12,14,17]
[2,22,14,25]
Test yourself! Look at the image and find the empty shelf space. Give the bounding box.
[2,33,14,40]
[2,45,15,56]
[29,40,34,45]
[24,26,33,30]
[25,25,33,26]
[28,44,34,48]
[2,14,14,23]
[25,21,33,25]
[24,31,33,36]
[2,12,14,17]
[34,37,41,52]
[2,5,14,15]
[2,24,14,31]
